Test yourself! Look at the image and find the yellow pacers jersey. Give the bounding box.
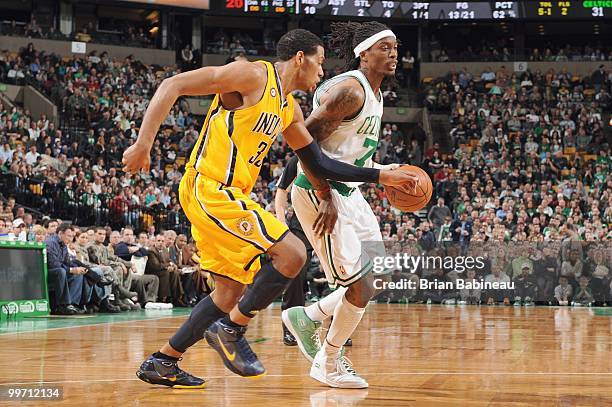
[180,61,294,285]
[186,61,295,194]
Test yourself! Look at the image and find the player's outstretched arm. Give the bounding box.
[122,61,264,173]
[283,99,418,188]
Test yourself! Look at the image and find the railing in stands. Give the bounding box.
[0,172,191,236]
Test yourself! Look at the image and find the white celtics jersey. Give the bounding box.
[310,69,384,188]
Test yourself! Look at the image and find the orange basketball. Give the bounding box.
[384,165,433,212]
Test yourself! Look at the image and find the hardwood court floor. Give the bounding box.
[1,304,611,406]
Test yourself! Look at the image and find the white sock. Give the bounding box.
[321,293,365,357]
[305,287,347,322]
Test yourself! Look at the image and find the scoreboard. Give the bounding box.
[211,1,612,19]
[523,1,611,18]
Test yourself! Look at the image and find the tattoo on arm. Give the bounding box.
[306,85,364,142]
[303,84,363,192]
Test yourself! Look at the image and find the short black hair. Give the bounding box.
[56,223,73,234]
[276,29,324,61]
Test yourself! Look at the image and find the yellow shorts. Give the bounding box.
[179,169,288,285]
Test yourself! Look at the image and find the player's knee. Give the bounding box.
[346,278,375,308]
[210,278,245,312]
[270,233,307,278]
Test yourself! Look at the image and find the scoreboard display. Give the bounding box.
[211,0,612,19]
[523,1,611,18]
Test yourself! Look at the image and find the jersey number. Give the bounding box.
[354,138,378,167]
[248,141,268,167]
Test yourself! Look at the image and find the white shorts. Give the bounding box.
[291,185,383,287]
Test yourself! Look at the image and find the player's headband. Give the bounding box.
[353,30,396,57]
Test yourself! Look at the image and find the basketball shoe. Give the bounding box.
[310,349,368,389]
[281,306,322,362]
[136,355,205,388]
[205,319,265,377]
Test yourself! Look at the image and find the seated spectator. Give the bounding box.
[459,269,482,304]
[145,234,184,306]
[561,249,583,287]
[484,268,511,304]
[513,264,537,305]
[114,226,148,261]
[70,230,121,313]
[88,227,136,305]
[170,232,200,306]
[554,276,572,306]
[44,224,87,315]
[421,268,457,304]
[572,276,594,306]
[382,85,398,106]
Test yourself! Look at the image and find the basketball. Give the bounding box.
[384,165,433,212]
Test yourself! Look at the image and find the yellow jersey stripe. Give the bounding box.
[193,174,266,252]
[224,111,238,186]
[194,103,222,170]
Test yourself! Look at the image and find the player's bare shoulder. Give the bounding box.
[219,60,269,107]
[318,77,365,121]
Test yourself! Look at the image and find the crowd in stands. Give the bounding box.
[431,39,612,62]
[0,42,198,234]
[205,29,274,56]
[2,218,212,315]
[1,16,157,48]
[414,62,610,304]
[0,28,610,311]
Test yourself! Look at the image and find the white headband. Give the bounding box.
[353,30,396,57]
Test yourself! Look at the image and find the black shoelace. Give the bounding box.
[236,336,258,363]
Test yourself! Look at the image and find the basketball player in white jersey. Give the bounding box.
[282,22,404,388]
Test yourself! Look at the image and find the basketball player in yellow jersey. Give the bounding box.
[123,29,417,388]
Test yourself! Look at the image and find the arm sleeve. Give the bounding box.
[277,155,299,190]
[294,141,379,184]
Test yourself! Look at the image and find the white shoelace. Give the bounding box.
[338,355,356,375]
[311,326,322,351]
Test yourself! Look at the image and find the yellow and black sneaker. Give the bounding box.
[205,319,266,378]
[136,355,206,388]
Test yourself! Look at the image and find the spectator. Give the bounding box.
[484,268,511,305]
[70,229,121,313]
[572,276,594,306]
[180,44,194,71]
[428,198,452,235]
[401,50,415,87]
[87,227,136,304]
[45,224,87,315]
[554,276,572,306]
[459,269,481,304]
[513,264,537,305]
[145,234,184,306]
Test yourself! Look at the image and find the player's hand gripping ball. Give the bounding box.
[384,165,433,212]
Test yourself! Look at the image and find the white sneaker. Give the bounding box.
[310,350,368,389]
[159,302,174,309]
